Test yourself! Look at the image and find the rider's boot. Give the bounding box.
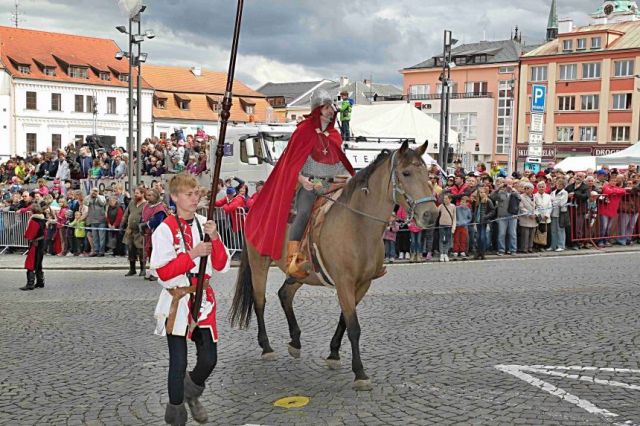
[287,241,309,279]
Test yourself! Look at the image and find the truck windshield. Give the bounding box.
[262,132,291,162]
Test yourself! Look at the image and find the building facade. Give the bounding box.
[142,64,270,139]
[517,1,640,167]
[258,80,339,123]
[0,26,153,158]
[402,38,523,167]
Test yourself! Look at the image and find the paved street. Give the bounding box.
[1,251,640,425]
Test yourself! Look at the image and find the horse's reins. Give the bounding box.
[316,150,437,225]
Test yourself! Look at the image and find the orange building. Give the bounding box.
[402,38,523,167]
[517,3,640,167]
[141,64,270,139]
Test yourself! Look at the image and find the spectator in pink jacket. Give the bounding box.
[598,175,628,247]
[383,213,400,263]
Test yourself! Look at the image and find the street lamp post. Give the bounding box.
[127,17,134,193]
[438,30,456,171]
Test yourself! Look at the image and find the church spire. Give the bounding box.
[546,0,558,41]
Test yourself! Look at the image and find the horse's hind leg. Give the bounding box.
[250,250,276,360]
[278,278,303,358]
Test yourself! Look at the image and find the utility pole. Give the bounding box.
[127,16,134,194]
[438,30,454,171]
[135,12,143,185]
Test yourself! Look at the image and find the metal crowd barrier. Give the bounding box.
[197,206,247,256]
[569,193,640,244]
[0,211,31,253]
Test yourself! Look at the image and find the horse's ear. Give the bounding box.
[399,139,410,154]
[415,140,428,157]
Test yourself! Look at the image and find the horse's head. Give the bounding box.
[391,140,438,228]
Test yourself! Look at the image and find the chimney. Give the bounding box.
[191,66,202,77]
[558,18,574,34]
[339,76,349,87]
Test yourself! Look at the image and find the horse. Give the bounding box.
[229,140,438,390]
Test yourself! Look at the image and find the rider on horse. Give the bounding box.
[244,89,355,278]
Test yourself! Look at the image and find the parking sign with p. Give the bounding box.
[531,84,546,113]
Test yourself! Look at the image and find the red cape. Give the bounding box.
[244,107,355,260]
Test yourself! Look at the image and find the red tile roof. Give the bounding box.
[0,25,151,89]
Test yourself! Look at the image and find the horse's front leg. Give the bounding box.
[278,278,303,358]
[336,280,373,391]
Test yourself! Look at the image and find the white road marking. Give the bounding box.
[495,364,640,425]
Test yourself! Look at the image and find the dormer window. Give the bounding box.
[562,39,573,52]
[18,64,31,74]
[118,73,129,82]
[69,66,88,79]
[207,95,222,112]
[240,98,256,115]
[44,67,56,76]
[179,100,190,110]
[100,72,111,81]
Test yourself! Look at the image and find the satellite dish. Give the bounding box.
[118,0,143,18]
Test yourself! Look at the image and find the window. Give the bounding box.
[69,66,88,79]
[157,98,167,109]
[179,100,190,110]
[26,133,37,153]
[562,39,573,52]
[44,67,56,76]
[240,137,264,164]
[118,74,129,82]
[530,66,548,82]
[465,81,488,95]
[107,97,116,114]
[582,62,601,79]
[409,84,430,98]
[591,37,602,49]
[18,64,30,74]
[51,134,61,151]
[99,72,111,81]
[427,112,478,140]
[579,126,598,142]
[51,93,61,111]
[454,56,467,65]
[611,126,631,142]
[614,60,634,77]
[558,95,576,111]
[581,94,599,110]
[26,91,37,110]
[577,38,587,50]
[473,54,488,64]
[75,95,84,112]
[612,93,632,110]
[499,66,515,74]
[86,96,96,114]
[559,64,577,80]
[557,127,575,142]
[245,105,255,115]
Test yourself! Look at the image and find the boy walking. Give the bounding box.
[20,203,47,290]
[150,174,230,425]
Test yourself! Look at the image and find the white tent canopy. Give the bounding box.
[555,156,597,172]
[349,103,458,147]
[596,141,640,166]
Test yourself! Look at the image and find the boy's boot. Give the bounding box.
[164,402,187,426]
[35,270,45,288]
[20,271,36,291]
[184,373,208,423]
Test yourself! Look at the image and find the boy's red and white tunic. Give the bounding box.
[150,214,230,342]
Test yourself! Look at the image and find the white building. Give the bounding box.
[0,26,153,158]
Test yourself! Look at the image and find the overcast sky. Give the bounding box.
[2,0,603,89]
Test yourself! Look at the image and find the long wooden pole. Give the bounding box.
[192,0,244,324]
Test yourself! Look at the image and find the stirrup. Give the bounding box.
[288,257,310,279]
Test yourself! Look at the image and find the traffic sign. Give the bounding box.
[531,85,546,113]
[530,113,544,133]
[528,132,543,146]
[528,145,543,157]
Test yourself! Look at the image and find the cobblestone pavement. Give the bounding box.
[0,251,639,425]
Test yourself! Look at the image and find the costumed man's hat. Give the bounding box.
[310,89,336,111]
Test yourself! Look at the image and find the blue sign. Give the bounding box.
[531,84,546,113]
[223,143,233,157]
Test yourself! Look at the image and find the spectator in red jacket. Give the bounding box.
[106,196,125,256]
[598,175,628,247]
[215,187,246,233]
[246,180,264,210]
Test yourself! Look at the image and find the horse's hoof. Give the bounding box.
[287,345,301,359]
[353,379,373,391]
[261,352,277,361]
[325,358,341,370]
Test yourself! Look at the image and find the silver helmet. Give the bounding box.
[309,89,335,111]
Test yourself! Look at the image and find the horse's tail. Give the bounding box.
[229,244,254,329]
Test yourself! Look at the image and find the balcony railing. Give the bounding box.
[408,92,493,101]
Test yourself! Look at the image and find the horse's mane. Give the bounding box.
[340,149,392,201]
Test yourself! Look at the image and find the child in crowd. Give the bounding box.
[453,195,471,259]
[89,159,102,179]
[69,210,86,256]
[383,213,399,263]
[438,194,457,262]
[585,191,599,241]
[408,216,423,263]
[150,173,230,425]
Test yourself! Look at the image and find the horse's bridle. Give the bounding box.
[390,150,437,224]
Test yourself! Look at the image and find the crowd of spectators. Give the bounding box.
[384,160,640,263]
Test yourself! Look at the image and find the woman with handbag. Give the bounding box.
[533,181,552,251]
[549,177,568,252]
